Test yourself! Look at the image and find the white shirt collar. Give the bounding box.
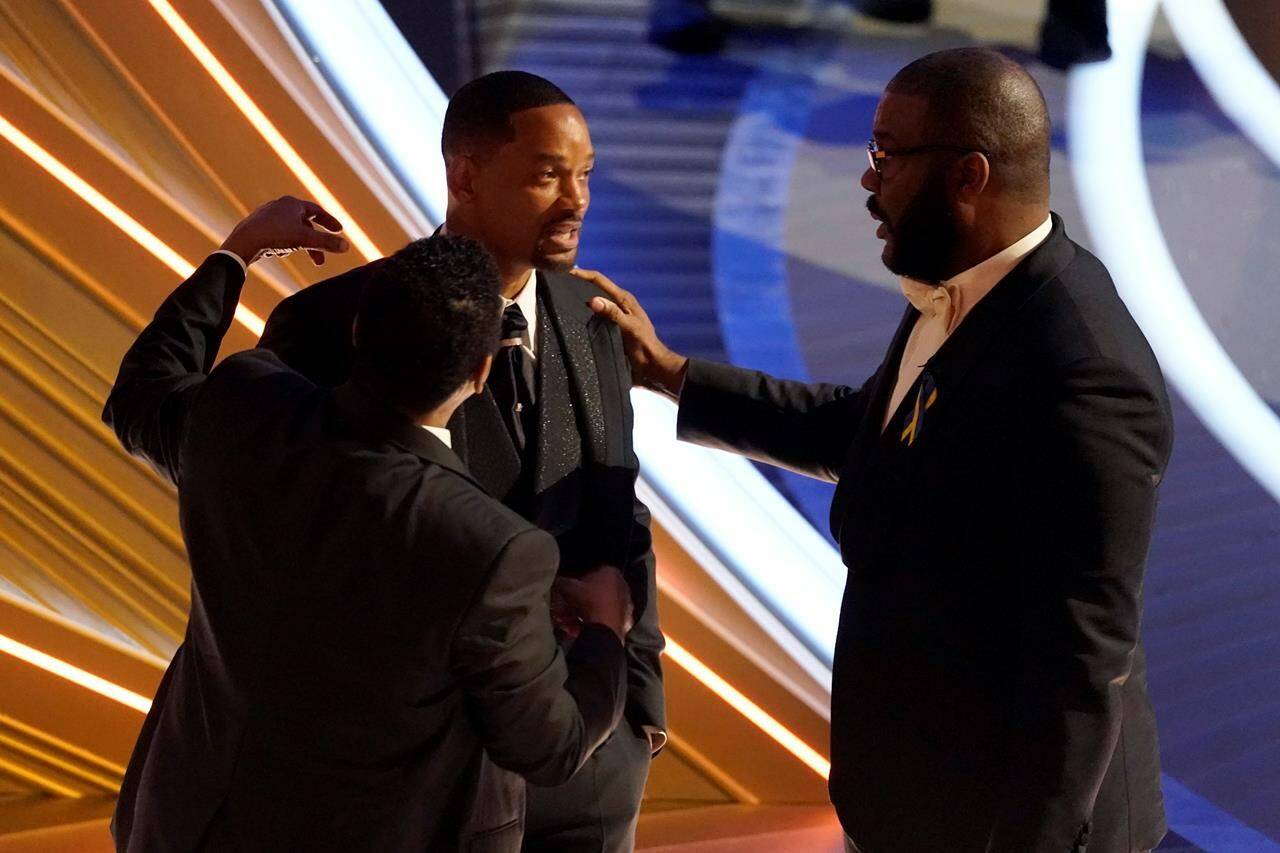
[501,268,539,357]
[421,425,452,448]
[943,214,1053,295]
[504,267,537,311]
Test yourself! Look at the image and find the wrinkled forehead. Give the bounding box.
[871,91,934,146]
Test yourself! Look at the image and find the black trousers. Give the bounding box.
[522,726,653,853]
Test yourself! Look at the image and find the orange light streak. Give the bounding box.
[0,113,265,336]
[0,626,825,783]
[0,632,151,714]
[663,634,831,779]
[147,0,382,263]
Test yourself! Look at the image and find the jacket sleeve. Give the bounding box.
[101,253,246,484]
[451,527,628,787]
[675,358,871,482]
[990,355,1171,852]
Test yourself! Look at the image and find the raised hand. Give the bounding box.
[571,268,688,399]
[219,196,350,267]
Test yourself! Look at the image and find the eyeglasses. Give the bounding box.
[866,140,988,177]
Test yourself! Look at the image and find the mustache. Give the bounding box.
[866,196,886,223]
[544,214,583,229]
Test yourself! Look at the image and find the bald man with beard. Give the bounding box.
[581,48,1172,853]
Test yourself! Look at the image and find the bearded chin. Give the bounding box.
[881,177,958,283]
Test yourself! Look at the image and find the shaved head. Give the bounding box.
[886,48,1051,202]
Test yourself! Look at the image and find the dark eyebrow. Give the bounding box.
[533,152,596,164]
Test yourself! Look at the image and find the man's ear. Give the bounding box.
[954,151,991,200]
[472,353,494,395]
[447,155,479,202]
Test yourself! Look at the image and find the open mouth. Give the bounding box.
[867,199,888,239]
[542,222,581,251]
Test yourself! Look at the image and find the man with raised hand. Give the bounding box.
[104,197,630,852]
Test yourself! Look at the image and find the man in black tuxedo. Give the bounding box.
[103,198,632,852]
[257,72,664,852]
[582,49,1171,852]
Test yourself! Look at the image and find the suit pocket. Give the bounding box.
[468,817,522,853]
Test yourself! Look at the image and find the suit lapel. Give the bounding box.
[856,307,918,457]
[830,305,918,540]
[532,288,577,493]
[539,273,613,465]
[920,215,1074,430]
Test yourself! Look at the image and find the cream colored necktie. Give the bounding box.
[882,279,958,431]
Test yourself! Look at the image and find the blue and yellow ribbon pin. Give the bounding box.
[900,373,938,447]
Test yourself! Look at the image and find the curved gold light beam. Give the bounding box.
[146,0,382,264]
[663,635,831,780]
[0,112,264,336]
[1,623,828,791]
[0,632,151,714]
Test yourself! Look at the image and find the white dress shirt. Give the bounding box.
[883,215,1053,430]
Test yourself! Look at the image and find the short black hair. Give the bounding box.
[353,235,501,416]
[442,70,575,162]
[887,48,1051,201]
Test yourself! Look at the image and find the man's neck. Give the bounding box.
[944,207,1049,280]
[500,265,535,301]
[419,411,453,429]
[441,216,532,300]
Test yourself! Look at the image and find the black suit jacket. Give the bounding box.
[258,263,665,738]
[102,254,627,852]
[677,215,1172,853]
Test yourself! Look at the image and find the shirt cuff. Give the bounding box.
[211,249,248,274]
[642,725,667,755]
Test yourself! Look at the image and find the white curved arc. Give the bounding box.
[1161,0,1280,172]
[631,390,844,662]
[1068,0,1280,506]
[269,0,450,226]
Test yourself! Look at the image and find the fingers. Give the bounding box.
[570,267,629,307]
[300,199,344,234]
[291,214,349,258]
[588,296,624,324]
[305,230,349,253]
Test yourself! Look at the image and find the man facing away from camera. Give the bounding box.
[580,48,1172,853]
[259,71,664,853]
[103,197,631,852]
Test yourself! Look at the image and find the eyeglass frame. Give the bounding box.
[866,139,990,177]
